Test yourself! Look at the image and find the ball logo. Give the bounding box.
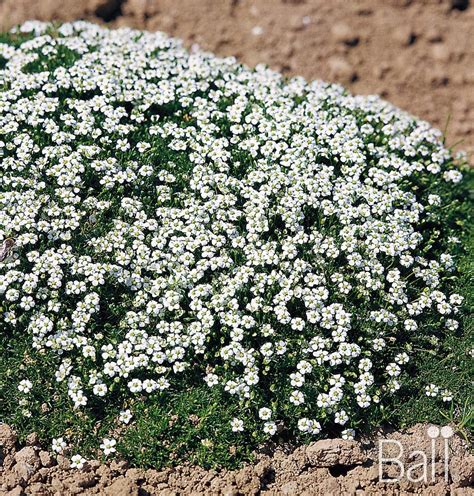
[379,425,453,484]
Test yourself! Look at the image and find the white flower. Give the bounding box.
[263,421,277,436]
[386,363,401,377]
[289,390,305,406]
[335,410,349,425]
[404,319,417,331]
[18,380,33,394]
[100,438,117,456]
[425,384,439,397]
[204,373,219,387]
[136,142,151,153]
[441,390,453,402]
[93,383,108,397]
[342,429,355,440]
[297,361,313,374]
[298,418,313,433]
[297,418,321,434]
[443,170,462,183]
[428,195,441,206]
[230,418,244,432]
[310,420,322,435]
[119,409,133,424]
[70,454,86,469]
[52,437,66,454]
[258,407,272,420]
[128,379,143,393]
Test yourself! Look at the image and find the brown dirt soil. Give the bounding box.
[0,1,473,494]
[1,0,474,156]
[1,423,473,495]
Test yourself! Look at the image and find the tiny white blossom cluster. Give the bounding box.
[1,21,465,449]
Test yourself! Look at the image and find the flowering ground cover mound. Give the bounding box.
[0,21,472,469]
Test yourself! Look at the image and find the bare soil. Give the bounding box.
[1,423,473,495]
[0,1,473,494]
[1,0,474,156]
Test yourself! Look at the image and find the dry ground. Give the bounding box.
[1,423,473,495]
[0,1,473,494]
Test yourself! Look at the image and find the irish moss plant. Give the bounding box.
[0,21,472,469]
